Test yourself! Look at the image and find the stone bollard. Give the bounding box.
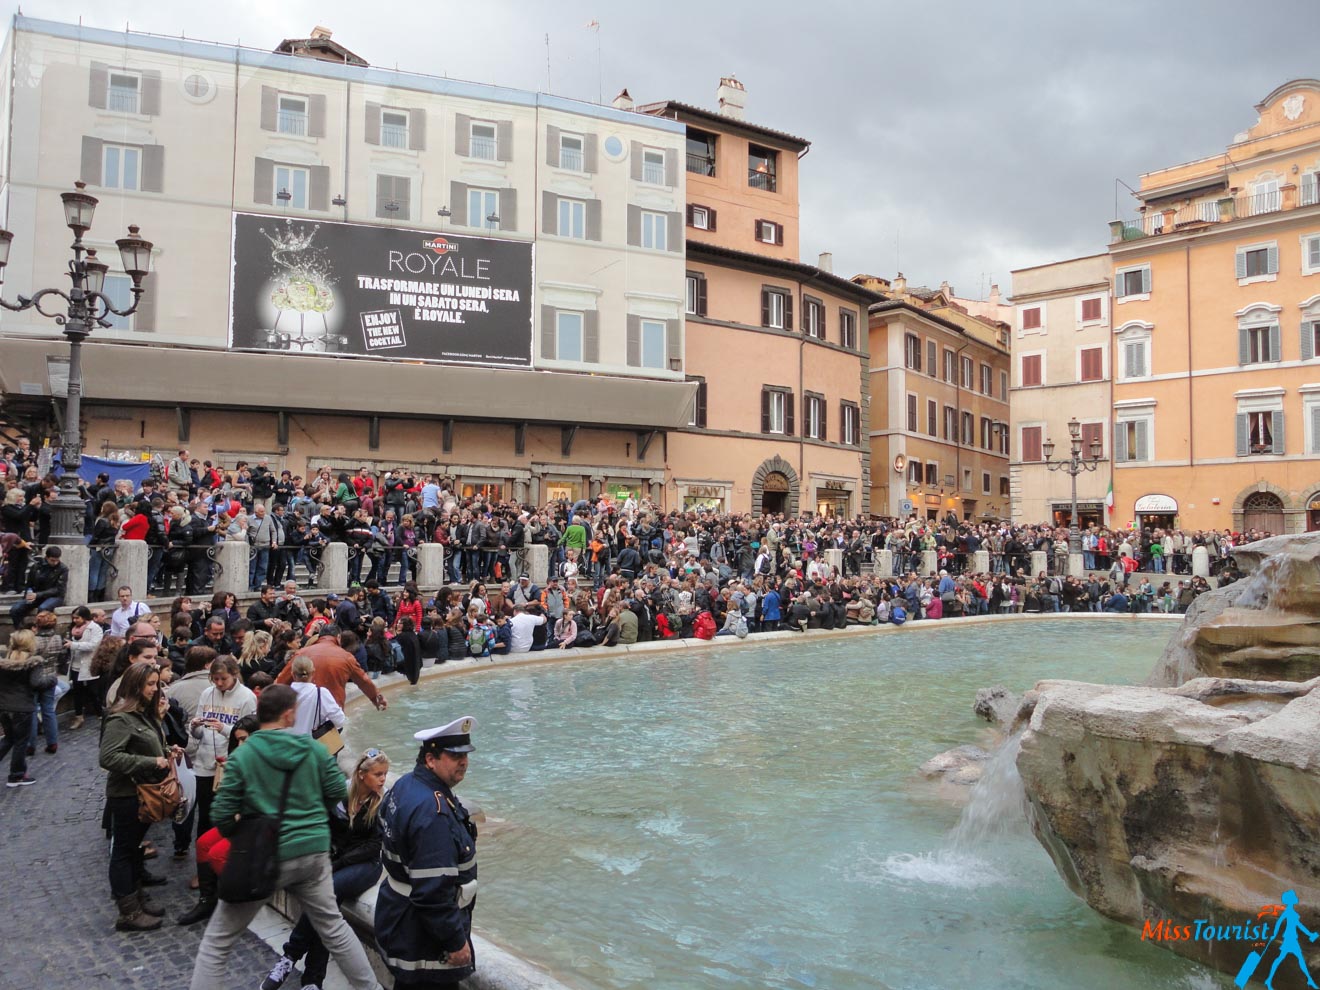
[972,550,990,574]
[525,544,549,586]
[113,540,149,601]
[63,544,90,608]
[824,548,844,576]
[1192,545,1210,578]
[1031,550,1048,576]
[1068,553,1086,578]
[319,542,348,591]
[875,549,893,578]
[214,540,250,597]
[921,550,938,575]
[416,544,447,589]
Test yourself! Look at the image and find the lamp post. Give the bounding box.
[1042,417,1102,556]
[0,181,153,545]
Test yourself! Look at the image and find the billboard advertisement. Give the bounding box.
[228,212,533,367]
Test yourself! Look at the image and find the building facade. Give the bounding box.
[0,17,695,504]
[640,83,876,517]
[1009,254,1112,528]
[857,276,1012,522]
[1108,78,1320,534]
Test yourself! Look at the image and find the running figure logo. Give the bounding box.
[1236,890,1319,988]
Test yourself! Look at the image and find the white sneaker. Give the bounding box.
[261,956,297,990]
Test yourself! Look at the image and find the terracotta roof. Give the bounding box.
[688,242,881,304]
[636,100,810,152]
[274,35,368,67]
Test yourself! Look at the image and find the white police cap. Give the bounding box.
[414,716,477,753]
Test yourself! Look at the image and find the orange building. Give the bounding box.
[640,80,877,516]
[1108,78,1320,534]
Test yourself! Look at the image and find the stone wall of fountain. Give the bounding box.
[1017,532,1320,983]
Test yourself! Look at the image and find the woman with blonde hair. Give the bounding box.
[263,748,390,990]
[237,629,274,686]
[0,629,42,785]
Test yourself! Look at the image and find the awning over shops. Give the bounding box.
[0,334,696,430]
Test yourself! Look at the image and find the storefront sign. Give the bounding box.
[1134,493,1178,514]
[229,213,533,367]
[607,483,640,503]
[924,494,941,506]
[687,485,724,499]
[762,472,791,492]
[544,482,577,503]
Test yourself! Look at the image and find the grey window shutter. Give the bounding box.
[375,175,391,217]
[541,191,556,235]
[761,390,771,433]
[545,124,560,166]
[140,70,162,116]
[1304,173,1318,204]
[1141,268,1151,294]
[1134,419,1149,461]
[708,207,717,232]
[80,136,104,185]
[696,382,707,427]
[499,188,517,232]
[309,166,330,212]
[308,95,327,138]
[455,114,471,156]
[1135,344,1147,378]
[133,271,157,333]
[667,211,681,253]
[820,399,827,441]
[1114,423,1128,462]
[583,311,599,363]
[1239,327,1251,365]
[586,199,602,242]
[626,315,641,366]
[1312,404,1320,454]
[626,205,641,247]
[88,62,108,109]
[1235,249,1247,279]
[1303,322,1316,362]
[1266,245,1279,274]
[496,120,513,162]
[140,145,164,193]
[260,87,277,131]
[664,148,678,187]
[630,140,644,181]
[409,109,426,151]
[253,157,274,205]
[583,133,598,173]
[785,391,794,436]
[540,305,556,360]
[666,318,681,369]
[1271,410,1285,454]
[450,182,468,226]
[1269,324,1281,362]
[364,103,381,145]
[784,292,793,331]
[1236,414,1249,456]
[1115,273,1126,299]
[696,276,707,316]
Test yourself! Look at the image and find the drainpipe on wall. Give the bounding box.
[1185,241,1194,471]
[798,280,806,517]
[954,338,971,512]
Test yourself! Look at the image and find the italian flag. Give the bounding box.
[1105,480,1114,515]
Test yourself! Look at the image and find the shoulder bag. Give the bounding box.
[137,754,184,824]
[217,758,299,903]
[310,689,344,757]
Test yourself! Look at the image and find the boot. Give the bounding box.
[177,862,217,926]
[135,888,166,917]
[70,715,85,730]
[115,894,163,932]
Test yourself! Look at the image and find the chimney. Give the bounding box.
[611,88,634,112]
[893,272,907,294]
[310,25,333,40]
[939,279,951,297]
[717,75,746,119]
[817,251,833,274]
[988,283,1001,305]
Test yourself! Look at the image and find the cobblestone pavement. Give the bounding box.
[0,718,278,990]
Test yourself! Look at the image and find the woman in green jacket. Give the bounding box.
[99,662,183,933]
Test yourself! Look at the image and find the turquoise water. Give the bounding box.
[370,621,1231,990]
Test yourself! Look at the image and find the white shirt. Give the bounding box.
[291,681,345,735]
[109,601,148,637]
[508,612,546,653]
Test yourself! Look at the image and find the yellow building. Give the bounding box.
[1108,78,1320,534]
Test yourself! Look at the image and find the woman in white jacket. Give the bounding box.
[65,606,103,729]
[188,656,256,837]
[288,654,345,737]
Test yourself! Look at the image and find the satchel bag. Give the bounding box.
[310,689,344,757]
[29,665,57,693]
[216,759,299,904]
[137,757,184,823]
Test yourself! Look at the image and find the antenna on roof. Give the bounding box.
[545,34,552,93]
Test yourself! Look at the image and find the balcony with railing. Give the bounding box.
[1109,177,1318,243]
[470,134,497,160]
[107,87,139,114]
[748,168,777,192]
[278,109,308,136]
[559,147,584,171]
[642,161,665,184]
[686,153,715,176]
[381,123,408,149]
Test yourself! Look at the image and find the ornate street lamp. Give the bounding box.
[1043,417,1103,556]
[0,181,153,544]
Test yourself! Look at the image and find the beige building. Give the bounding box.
[0,16,695,504]
[1009,254,1113,527]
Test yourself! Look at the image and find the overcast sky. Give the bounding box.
[11,0,1320,300]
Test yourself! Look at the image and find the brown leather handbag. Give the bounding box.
[137,759,183,824]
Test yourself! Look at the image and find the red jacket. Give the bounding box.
[120,513,149,541]
[395,598,422,632]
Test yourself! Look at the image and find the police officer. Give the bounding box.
[376,717,479,985]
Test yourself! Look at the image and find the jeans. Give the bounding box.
[249,547,270,589]
[87,545,113,597]
[1152,556,1165,574]
[0,709,33,780]
[283,860,382,986]
[1083,551,1095,570]
[29,685,57,748]
[107,795,150,898]
[147,546,165,590]
[10,595,62,627]
[69,673,103,718]
[190,853,377,990]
